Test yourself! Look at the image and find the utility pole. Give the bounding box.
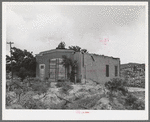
[85,65,86,84]
[7,42,14,81]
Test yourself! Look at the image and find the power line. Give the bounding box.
[7,41,14,81]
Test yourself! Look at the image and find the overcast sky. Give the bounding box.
[5,3,147,64]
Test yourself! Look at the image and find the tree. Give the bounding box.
[61,55,78,83]
[56,41,66,49]
[81,49,88,53]
[69,46,88,53]
[16,67,28,81]
[6,47,36,81]
[61,55,72,80]
[69,46,81,52]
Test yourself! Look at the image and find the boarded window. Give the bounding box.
[115,66,118,76]
[106,65,109,77]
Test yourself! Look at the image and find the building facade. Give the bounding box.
[36,49,120,84]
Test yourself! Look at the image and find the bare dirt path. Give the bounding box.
[127,87,145,92]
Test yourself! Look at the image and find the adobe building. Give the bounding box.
[36,49,120,84]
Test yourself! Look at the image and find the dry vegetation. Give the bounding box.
[6,78,145,110]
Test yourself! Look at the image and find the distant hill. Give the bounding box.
[121,63,145,70]
[120,63,145,88]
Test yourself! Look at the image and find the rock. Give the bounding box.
[92,102,112,110]
[48,100,66,109]
[88,88,97,94]
[11,98,18,104]
[19,91,35,106]
[41,93,61,105]
[70,85,84,94]
[70,94,102,109]
[74,92,90,99]
[65,94,77,102]
[7,104,23,109]
[92,97,112,110]
[6,91,17,105]
[98,97,110,105]
[95,85,102,90]
[112,98,125,110]
[50,82,57,88]
[7,91,16,98]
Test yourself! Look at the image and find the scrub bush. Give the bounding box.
[125,94,137,106]
[132,100,145,110]
[31,81,49,95]
[125,93,145,110]
[105,78,128,96]
[56,82,72,88]
[76,78,81,83]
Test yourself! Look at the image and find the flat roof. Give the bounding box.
[36,49,120,60]
[87,53,120,60]
[36,49,75,56]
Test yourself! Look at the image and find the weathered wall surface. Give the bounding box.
[36,49,81,80]
[73,52,82,80]
[80,53,120,84]
[36,49,120,84]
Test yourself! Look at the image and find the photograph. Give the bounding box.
[2,2,148,120]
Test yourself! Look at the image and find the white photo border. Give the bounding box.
[2,1,149,120]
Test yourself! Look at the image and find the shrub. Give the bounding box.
[125,93,145,110]
[56,82,72,88]
[30,77,41,83]
[57,79,65,82]
[16,67,28,82]
[31,82,49,95]
[125,94,138,106]
[132,100,145,110]
[76,78,81,83]
[7,80,26,101]
[105,78,128,96]
[28,77,50,95]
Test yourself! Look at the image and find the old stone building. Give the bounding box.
[36,49,120,84]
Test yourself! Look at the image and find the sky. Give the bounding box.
[5,3,147,64]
